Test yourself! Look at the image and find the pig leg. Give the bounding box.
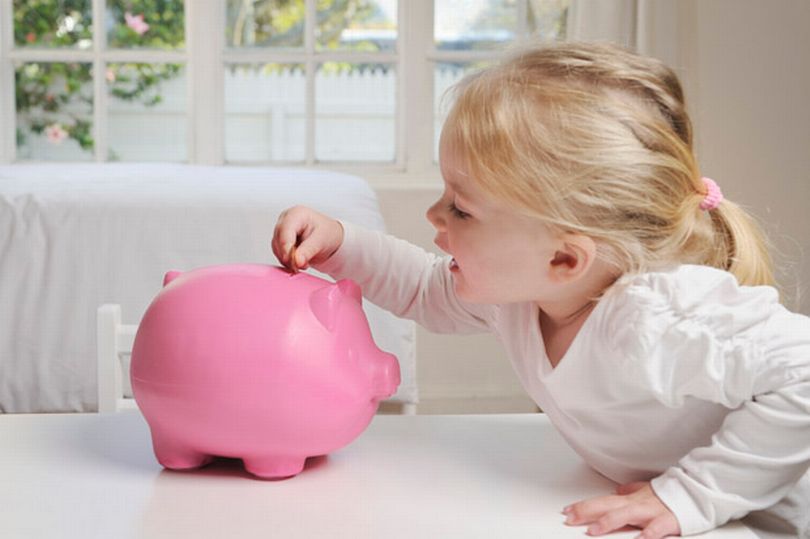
[150,430,214,470]
[242,455,306,479]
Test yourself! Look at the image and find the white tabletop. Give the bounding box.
[0,411,756,539]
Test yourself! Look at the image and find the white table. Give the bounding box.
[0,412,756,539]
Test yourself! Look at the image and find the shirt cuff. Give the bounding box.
[651,470,716,536]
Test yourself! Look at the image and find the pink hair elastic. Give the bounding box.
[699,177,724,211]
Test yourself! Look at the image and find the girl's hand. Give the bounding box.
[271,206,344,272]
[562,482,681,538]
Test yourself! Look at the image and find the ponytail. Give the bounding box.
[707,201,776,287]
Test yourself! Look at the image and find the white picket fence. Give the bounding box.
[19,66,469,163]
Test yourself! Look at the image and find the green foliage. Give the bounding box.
[315,0,375,50]
[14,0,184,154]
[13,0,92,48]
[226,1,390,76]
[226,0,383,50]
[16,0,386,155]
[15,62,94,149]
[107,0,186,49]
[109,63,182,106]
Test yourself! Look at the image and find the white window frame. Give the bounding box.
[0,0,576,182]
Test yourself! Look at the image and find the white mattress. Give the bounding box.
[0,163,416,413]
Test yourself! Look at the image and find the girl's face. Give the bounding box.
[426,141,562,305]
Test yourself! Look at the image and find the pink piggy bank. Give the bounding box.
[130,264,400,479]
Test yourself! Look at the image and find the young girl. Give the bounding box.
[271,42,810,538]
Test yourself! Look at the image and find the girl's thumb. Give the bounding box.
[293,246,306,268]
[283,242,305,272]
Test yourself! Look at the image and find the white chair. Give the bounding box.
[97,304,417,415]
[96,304,139,412]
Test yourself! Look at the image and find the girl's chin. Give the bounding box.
[452,277,480,303]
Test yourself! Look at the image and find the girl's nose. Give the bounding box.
[426,200,445,231]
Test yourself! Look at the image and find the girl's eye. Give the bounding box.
[448,202,471,220]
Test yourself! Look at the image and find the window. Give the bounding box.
[0,0,570,172]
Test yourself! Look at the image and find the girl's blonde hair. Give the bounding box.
[442,41,775,287]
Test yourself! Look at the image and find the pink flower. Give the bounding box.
[125,12,150,36]
[44,124,69,145]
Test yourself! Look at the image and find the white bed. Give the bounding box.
[0,163,416,413]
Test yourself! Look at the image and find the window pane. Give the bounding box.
[224,64,306,163]
[316,0,397,52]
[13,0,93,49]
[435,0,569,50]
[527,0,570,40]
[107,0,185,49]
[433,61,490,161]
[107,63,186,161]
[432,1,570,162]
[435,0,517,51]
[225,0,304,49]
[15,62,94,161]
[315,63,395,162]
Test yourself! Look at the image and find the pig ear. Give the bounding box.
[163,270,182,287]
[310,284,340,332]
[336,279,362,305]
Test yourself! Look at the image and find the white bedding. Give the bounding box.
[0,163,416,413]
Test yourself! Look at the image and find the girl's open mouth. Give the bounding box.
[449,258,459,272]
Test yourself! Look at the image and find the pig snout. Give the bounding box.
[371,351,401,400]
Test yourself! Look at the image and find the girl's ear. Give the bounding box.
[548,233,597,283]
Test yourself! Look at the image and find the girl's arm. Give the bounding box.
[314,219,496,334]
[565,303,810,538]
[566,268,810,537]
[648,307,810,535]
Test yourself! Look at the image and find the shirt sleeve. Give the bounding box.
[314,219,496,334]
[644,300,810,535]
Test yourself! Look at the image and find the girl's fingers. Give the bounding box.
[565,483,680,539]
[273,208,310,267]
[271,212,293,262]
[275,232,298,267]
[564,495,626,525]
[636,514,679,539]
[271,206,340,271]
[287,244,299,272]
[587,505,636,535]
[293,237,323,270]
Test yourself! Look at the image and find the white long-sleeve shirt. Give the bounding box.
[317,221,810,537]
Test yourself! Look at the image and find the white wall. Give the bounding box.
[373,0,810,413]
[686,0,810,315]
